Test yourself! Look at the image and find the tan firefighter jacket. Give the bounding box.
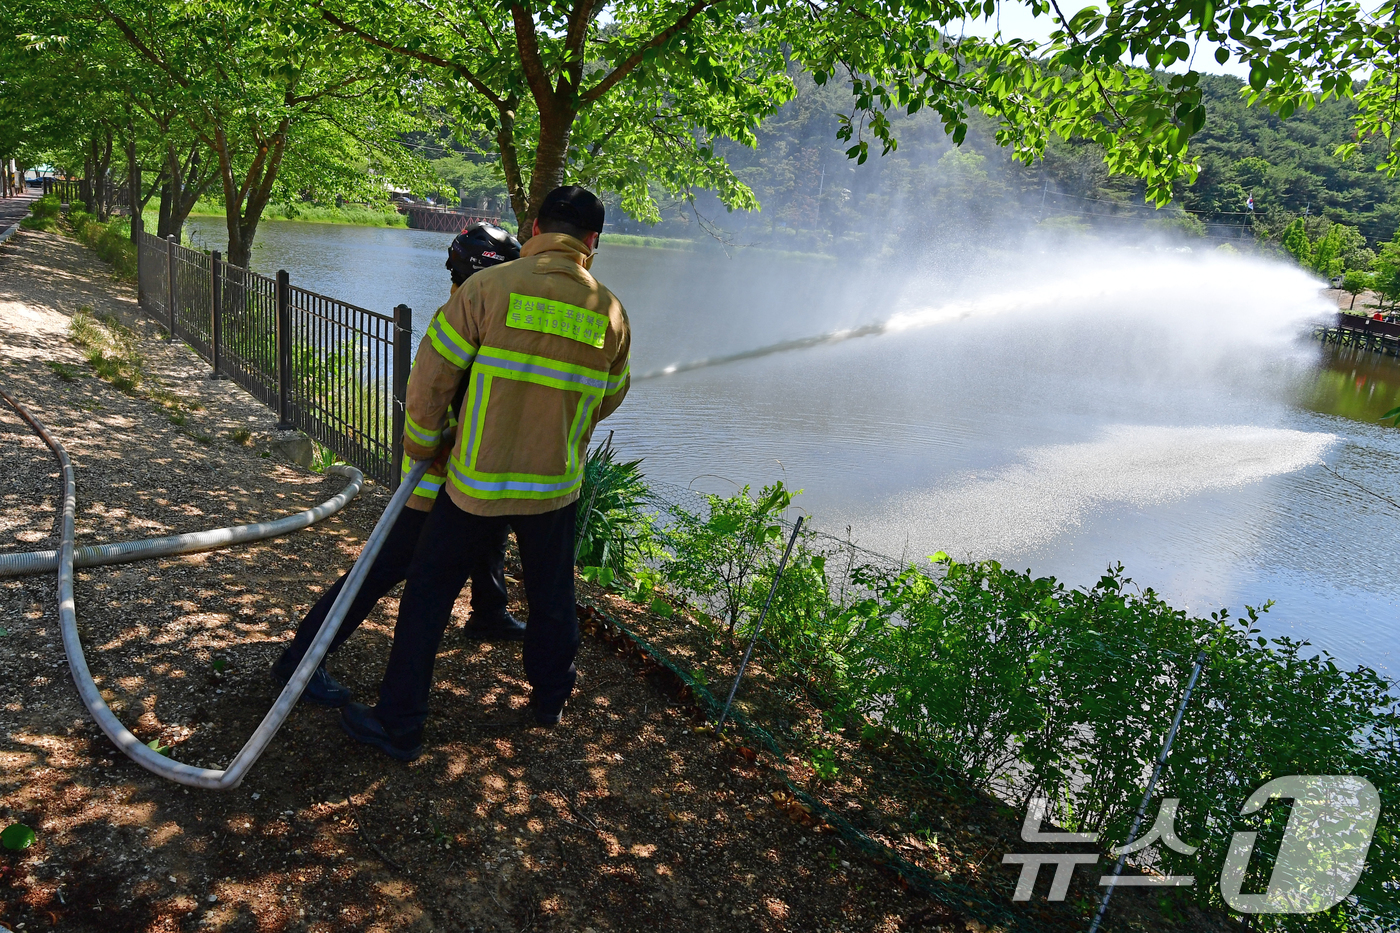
[400,233,631,517]
[401,282,462,513]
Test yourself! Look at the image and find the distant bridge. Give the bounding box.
[1315,311,1400,360]
[401,204,502,233]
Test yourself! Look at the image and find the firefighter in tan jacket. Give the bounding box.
[341,187,631,760]
[271,225,523,708]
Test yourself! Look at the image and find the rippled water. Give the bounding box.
[188,218,1400,677]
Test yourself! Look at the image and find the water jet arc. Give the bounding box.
[637,321,888,381]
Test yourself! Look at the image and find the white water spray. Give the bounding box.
[636,246,1335,382]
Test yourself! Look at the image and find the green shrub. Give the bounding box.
[660,482,793,632]
[575,443,656,585]
[20,194,62,231]
[308,442,342,473]
[639,475,1398,927]
[66,211,137,279]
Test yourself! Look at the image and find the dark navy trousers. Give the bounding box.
[283,505,509,667]
[376,493,578,732]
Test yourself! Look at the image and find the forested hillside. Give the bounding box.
[1181,76,1400,240]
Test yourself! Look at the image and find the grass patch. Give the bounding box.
[20,194,62,232]
[45,360,84,382]
[187,199,407,228]
[69,308,203,422]
[229,427,252,445]
[601,233,698,251]
[602,233,836,263]
[308,442,343,473]
[71,306,143,394]
[66,211,137,279]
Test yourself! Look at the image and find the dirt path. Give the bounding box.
[0,226,949,933]
[0,191,39,232]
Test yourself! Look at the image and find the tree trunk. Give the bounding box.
[92,139,104,218]
[157,177,174,239]
[512,106,575,242]
[212,121,287,270]
[496,107,530,237]
[170,148,212,241]
[126,133,143,242]
[83,148,96,213]
[97,132,114,221]
[225,209,252,270]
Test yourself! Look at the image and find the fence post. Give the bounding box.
[391,304,412,491]
[210,250,222,379]
[165,235,177,339]
[136,230,144,309]
[276,269,292,429]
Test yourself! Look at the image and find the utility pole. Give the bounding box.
[1039,175,1048,218]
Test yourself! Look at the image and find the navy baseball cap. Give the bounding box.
[537,185,605,234]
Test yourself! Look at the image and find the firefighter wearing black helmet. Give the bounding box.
[342,186,630,761]
[447,222,521,284]
[270,222,523,706]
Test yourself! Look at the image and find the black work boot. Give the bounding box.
[271,650,352,708]
[339,703,424,762]
[462,610,526,642]
[530,692,567,727]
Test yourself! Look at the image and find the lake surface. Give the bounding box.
[189,217,1400,678]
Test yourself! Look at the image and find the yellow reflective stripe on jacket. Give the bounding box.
[427,312,476,369]
[404,412,442,448]
[401,453,446,499]
[448,344,605,501]
[448,458,585,500]
[605,355,630,395]
[473,346,611,392]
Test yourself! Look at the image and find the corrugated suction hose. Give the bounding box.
[0,384,429,788]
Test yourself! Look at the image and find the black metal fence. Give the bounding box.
[41,177,83,203]
[137,231,411,486]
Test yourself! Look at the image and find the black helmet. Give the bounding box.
[447,223,520,285]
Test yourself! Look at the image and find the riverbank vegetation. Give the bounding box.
[575,458,1399,930]
[186,200,408,229]
[619,70,1400,266]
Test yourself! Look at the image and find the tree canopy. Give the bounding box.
[7,0,1400,261]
